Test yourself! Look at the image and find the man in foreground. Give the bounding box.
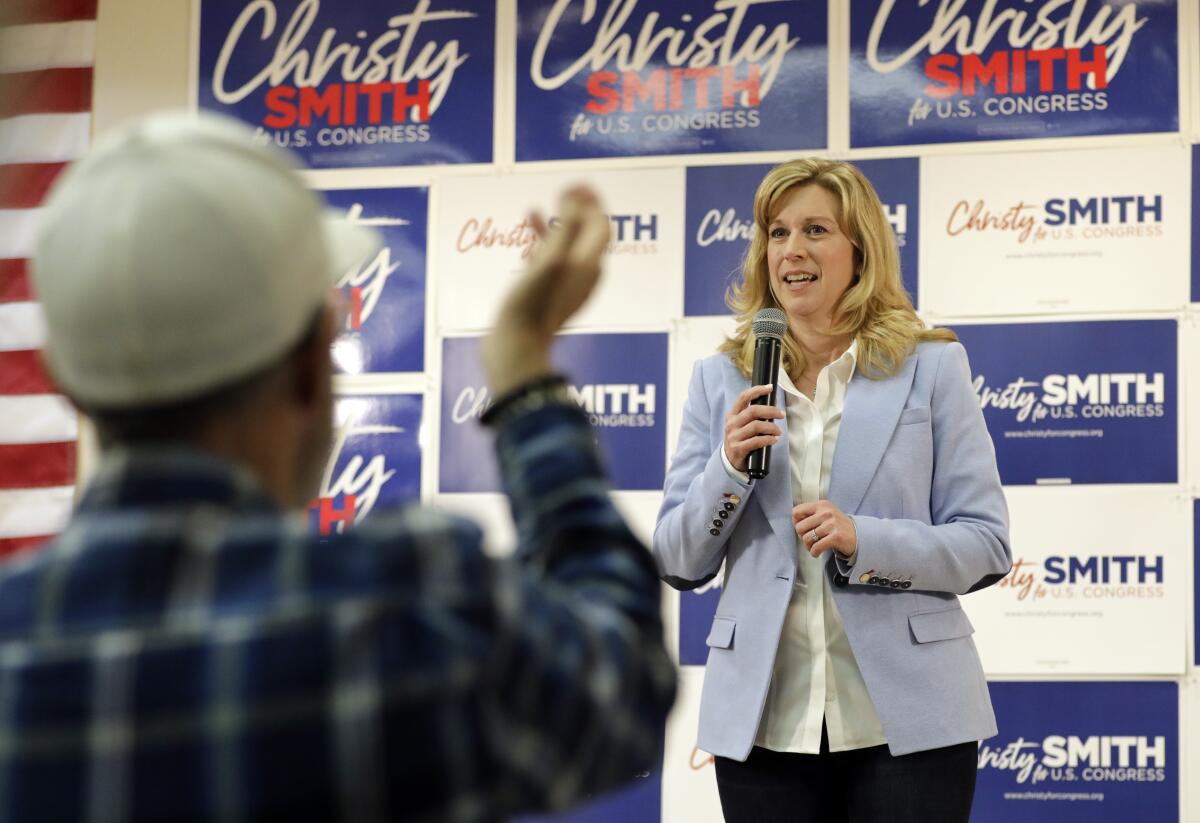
[0,112,675,822]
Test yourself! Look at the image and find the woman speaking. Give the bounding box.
[653,159,1012,823]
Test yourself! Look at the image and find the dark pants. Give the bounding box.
[714,726,977,823]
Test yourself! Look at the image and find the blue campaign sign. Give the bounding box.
[951,320,1177,485]
[678,586,721,666]
[515,0,827,161]
[852,158,919,307]
[196,0,495,167]
[975,681,1178,822]
[440,333,669,493]
[1192,144,1199,302]
[322,187,427,374]
[308,394,423,536]
[683,159,920,317]
[850,0,1179,147]
[684,163,772,317]
[515,769,661,823]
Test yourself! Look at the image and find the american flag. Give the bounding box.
[0,0,95,558]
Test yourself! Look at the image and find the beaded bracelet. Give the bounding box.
[479,373,578,428]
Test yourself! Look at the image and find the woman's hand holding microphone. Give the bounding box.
[722,384,784,473]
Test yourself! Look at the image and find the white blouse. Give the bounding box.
[723,341,888,753]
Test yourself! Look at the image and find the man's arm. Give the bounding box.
[480,186,676,810]
[478,400,674,812]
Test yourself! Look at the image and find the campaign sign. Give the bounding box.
[683,163,771,317]
[950,320,1177,485]
[515,769,661,823]
[431,492,661,560]
[850,157,920,306]
[661,668,723,823]
[683,159,920,317]
[921,146,1189,317]
[974,681,1178,822]
[1187,320,1200,503]
[964,485,1187,675]
[196,0,495,167]
[308,394,423,536]
[436,168,684,331]
[323,187,427,373]
[514,0,828,161]
[678,580,722,666]
[849,0,1179,147]
[440,333,668,492]
[1192,144,1199,302]
[667,316,738,462]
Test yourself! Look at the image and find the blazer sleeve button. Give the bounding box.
[709,528,721,536]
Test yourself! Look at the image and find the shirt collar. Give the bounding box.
[75,446,279,515]
[776,339,858,398]
[832,338,859,381]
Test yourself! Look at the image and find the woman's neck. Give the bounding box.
[790,323,853,377]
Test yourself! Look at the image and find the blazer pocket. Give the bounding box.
[908,607,974,644]
[706,616,736,649]
[899,406,931,425]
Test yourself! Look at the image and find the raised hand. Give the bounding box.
[483,186,611,396]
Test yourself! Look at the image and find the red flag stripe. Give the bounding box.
[0,260,31,303]
[0,441,75,489]
[0,163,67,209]
[0,0,96,26]
[0,350,55,394]
[0,68,92,119]
[0,533,53,559]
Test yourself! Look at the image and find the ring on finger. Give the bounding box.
[808,529,819,543]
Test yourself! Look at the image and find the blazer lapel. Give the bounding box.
[828,355,918,515]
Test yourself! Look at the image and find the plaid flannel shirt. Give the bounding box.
[0,403,675,823]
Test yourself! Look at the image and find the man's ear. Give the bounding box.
[290,305,336,408]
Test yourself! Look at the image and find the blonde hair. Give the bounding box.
[719,158,955,380]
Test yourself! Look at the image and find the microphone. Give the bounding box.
[747,308,786,479]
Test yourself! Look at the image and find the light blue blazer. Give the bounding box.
[653,341,1012,759]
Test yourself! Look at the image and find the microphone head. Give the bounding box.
[752,308,787,340]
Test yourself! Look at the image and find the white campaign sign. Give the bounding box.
[963,485,1188,676]
[920,145,1189,316]
[667,316,739,461]
[1185,673,1200,822]
[435,168,684,332]
[432,490,662,557]
[431,493,514,557]
[662,667,724,823]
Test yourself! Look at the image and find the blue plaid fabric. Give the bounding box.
[0,404,675,823]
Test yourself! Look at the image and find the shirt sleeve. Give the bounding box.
[721,445,751,485]
[482,401,678,812]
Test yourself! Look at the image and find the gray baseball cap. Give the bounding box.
[32,111,378,409]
